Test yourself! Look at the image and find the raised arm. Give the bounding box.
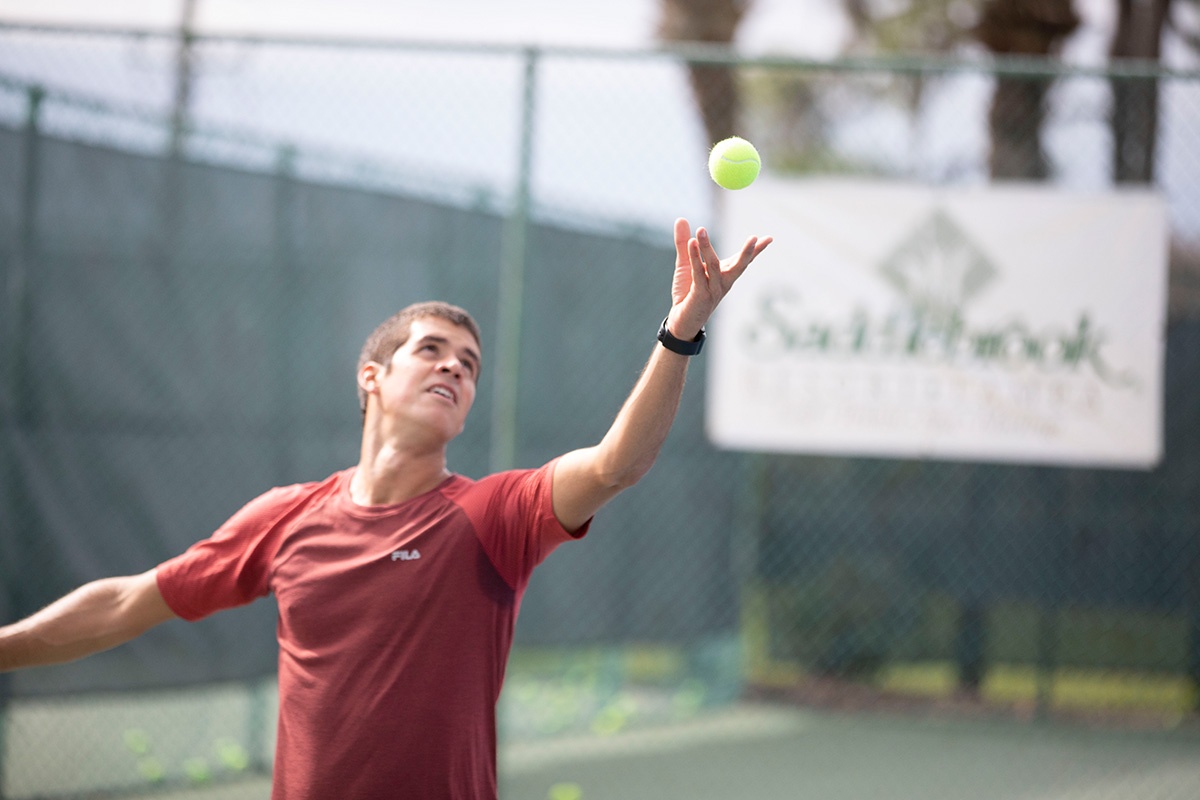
[0,569,176,672]
[551,218,772,532]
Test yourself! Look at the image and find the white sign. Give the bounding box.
[708,178,1169,468]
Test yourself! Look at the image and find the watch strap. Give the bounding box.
[657,316,705,356]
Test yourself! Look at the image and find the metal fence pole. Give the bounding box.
[273,144,299,483]
[955,466,989,695]
[247,677,272,776]
[8,85,42,430]
[490,47,539,473]
[0,82,45,800]
[1189,543,1200,712]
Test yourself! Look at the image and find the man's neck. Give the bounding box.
[351,437,451,507]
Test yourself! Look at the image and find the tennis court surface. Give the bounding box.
[8,698,1196,799]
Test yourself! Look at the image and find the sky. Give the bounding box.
[0,1,828,232]
[0,0,846,54]
[0,0,1133,60]
[0,0,1194,235]
[2,1,1190,72]
[0,0,857,232]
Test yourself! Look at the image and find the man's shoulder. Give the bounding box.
[438,462,558,518]
[268,469,345,500]
[443,462,551,495]
[240,470,348,519]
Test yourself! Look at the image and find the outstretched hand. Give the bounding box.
[667,218,772,341]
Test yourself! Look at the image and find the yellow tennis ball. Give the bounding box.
[548,782,583,800]
[708,136,761,190]
[183,757,212,784]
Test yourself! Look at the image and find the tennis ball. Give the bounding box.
[708,136,761,190]
[589,703,628,736]
[548,782,583,800]
[137,757,166,783]
[183,757,212,784]
[672,680,707,717]
[216,738,251,772]
[122,728,151,756]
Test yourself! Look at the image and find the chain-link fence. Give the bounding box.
[1,23,1198,800]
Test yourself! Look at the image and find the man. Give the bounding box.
[0,219,771,799]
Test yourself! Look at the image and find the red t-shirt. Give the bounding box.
[156,461,586,800]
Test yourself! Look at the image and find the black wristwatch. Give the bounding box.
[657,316,706,356]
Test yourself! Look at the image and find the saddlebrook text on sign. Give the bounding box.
[745,291,1137,387]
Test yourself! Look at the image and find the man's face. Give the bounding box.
[367,316,481,441]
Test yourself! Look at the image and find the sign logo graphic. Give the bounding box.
[879,208,996,324]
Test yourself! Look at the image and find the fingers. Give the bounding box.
[752,235,774,259]
[695,231,773,287]
[738,234,773,264]
[673,218,692,264]
[687,237,709,289]
[721,237,759,285]
[725,234,773,283]
[695,227,721,273]
[673,220,773,307]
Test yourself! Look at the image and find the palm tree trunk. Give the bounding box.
[975,0,1080,180]
[658,0,748,145]
[1109,0,1170,184]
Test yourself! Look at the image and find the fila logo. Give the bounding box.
[391,549,421,562]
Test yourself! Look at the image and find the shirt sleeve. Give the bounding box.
[156,484,306,621]
[459,458,590,591]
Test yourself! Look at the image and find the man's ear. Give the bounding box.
[358,362,381,398]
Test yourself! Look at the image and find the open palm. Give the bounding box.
[668,217,773,339]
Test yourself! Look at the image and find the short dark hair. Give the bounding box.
[357,302,482,414]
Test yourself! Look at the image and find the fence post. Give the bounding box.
[1035,604,1058,719]
[1035,470,1068,720]
[954,600,985,695]
[0,653,7,798]
[8,85,43,428]
[490,47,539,473]
[955,465,989,696]
[735,454,770,689]
[1189,546,1200,713]
[272,144,299,483]
[247,677,272,776]
[0,81,45,800]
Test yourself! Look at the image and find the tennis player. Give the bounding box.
[0,218,771,799]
